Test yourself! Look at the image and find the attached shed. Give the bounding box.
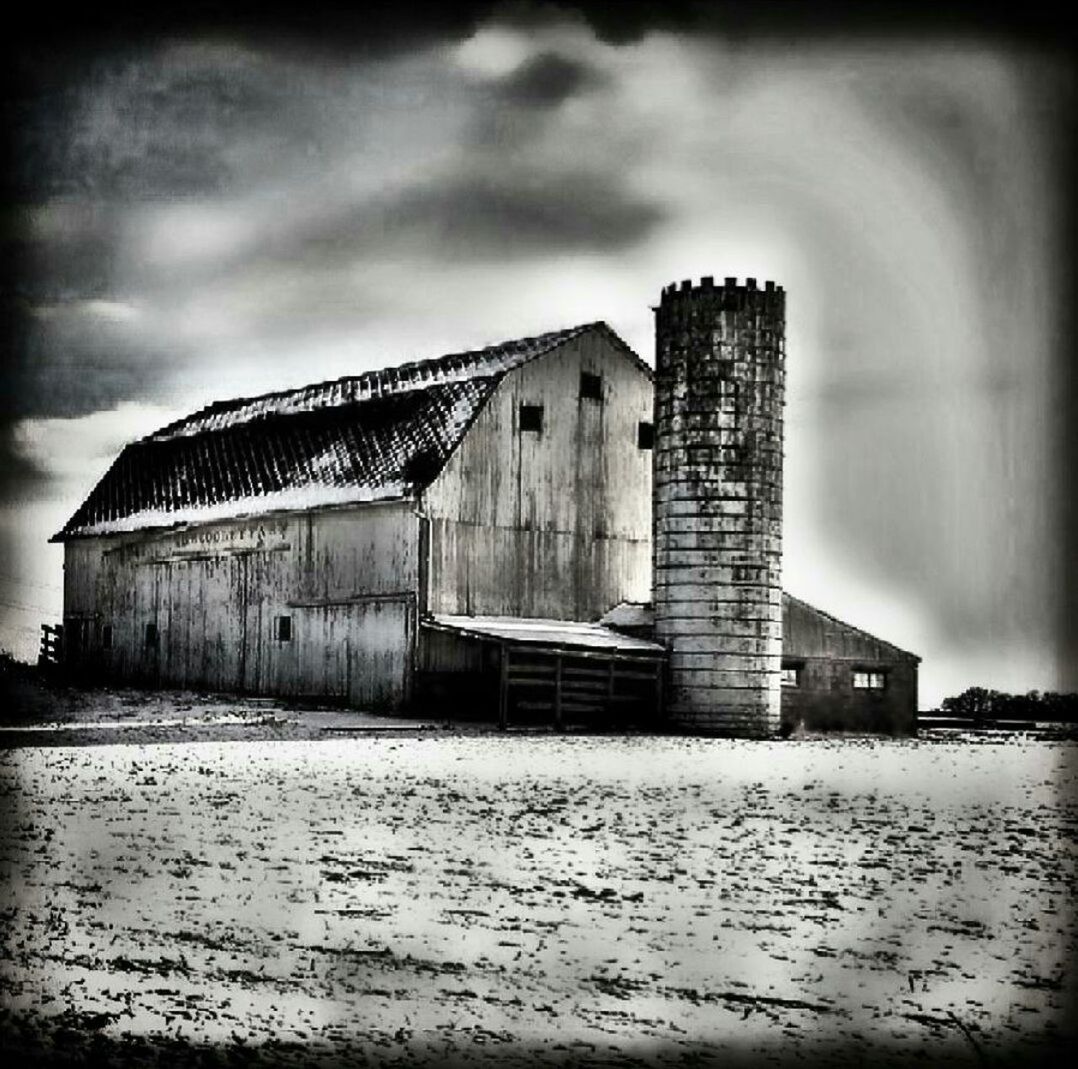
[600,596,921,734]
[779,595,920,735]
[418,616,665,729]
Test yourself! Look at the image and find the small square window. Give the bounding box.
[102,624,113,651]
[637,421,655,450]
[580,371,603,401]
[519,404,544,433]
[144,622,158,649]
[852,670,887,690]
[781,664,801,688]
[276,615,292,642]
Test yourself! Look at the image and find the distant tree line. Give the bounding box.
[939,687,1078,723]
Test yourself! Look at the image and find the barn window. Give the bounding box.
[101,624,113,651]
[852,669,887,690]
[144,622,158,649]
[275,615,293,642]
[579,371,603,401]
[781,663,801,687]
[637,421,654,449]
[519,404,544,433]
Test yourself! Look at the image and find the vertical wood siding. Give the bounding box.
[62,502,420,707]
[422,329,653,621]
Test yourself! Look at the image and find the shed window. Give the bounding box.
[853,670,887,690]
[144,622,158,649]
[781,664,801,688]
[580,371,603,401]
[275,615,292,642]
[637,421,655,450]
[519,404,544,433]
[101,624,113,651]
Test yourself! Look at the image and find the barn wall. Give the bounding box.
[61,501,420,707]
[781,597,919,734]
[422,330,653,620]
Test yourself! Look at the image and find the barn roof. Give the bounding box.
[55,322,638,541]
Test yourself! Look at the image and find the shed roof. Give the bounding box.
[426,615,666,657]
[600,596,921,663]
[55,322,639,540]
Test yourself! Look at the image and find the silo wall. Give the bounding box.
[652,276,786,736]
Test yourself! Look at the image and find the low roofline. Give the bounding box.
[783,591,922,663]
[424,613,666,658]
[600,595,921,664]
[50,490,415,543]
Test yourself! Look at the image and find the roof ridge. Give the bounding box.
[148,321,601,443]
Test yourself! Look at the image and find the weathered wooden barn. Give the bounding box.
[54,298,920,734]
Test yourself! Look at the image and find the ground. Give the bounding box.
[0,673,1075,1067]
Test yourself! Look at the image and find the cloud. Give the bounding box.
[393,169,665,255]
[0,422,52,505]
[497,50,606,107]
[0,13,1071,701]
[1,298,173,423]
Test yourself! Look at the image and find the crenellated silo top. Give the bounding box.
[655,276,785,316]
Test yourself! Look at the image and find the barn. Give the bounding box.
[53,285,920,734]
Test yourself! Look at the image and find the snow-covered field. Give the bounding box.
[1,735,1075,1067]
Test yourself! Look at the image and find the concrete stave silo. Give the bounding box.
[652,276,786,736]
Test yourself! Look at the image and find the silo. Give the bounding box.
[652,276,785,736]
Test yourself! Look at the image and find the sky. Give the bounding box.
[2,3,1074,707]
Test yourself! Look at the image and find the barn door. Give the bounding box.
[343,597,414,709]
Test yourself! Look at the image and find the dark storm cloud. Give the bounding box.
[0,422,51,504]
[6,48,332,204]
[271,169,667,263]
[497,50,605,107]
[1,299,168,422]
[7,4,501,58]
[466,48,608,149]
[390,170,665,255]
[479,0,1070,46]
[4,206,122,303]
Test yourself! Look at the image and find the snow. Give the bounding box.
[65,481,408,538]
[1,734,1074,1065]
[430,615,665,653]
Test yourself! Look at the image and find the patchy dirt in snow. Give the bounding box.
[0,664,450,747]
[0,734,1075,1067]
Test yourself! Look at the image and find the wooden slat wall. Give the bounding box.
[61,501,421,708]
[422,329,653,621]
[501,647,663,728]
